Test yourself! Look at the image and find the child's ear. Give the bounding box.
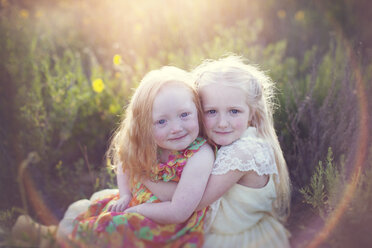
[248,107,255,126]
[250,108,260,128]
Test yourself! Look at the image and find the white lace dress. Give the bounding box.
[203,127,290,248]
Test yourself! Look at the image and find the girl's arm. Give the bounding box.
[144,169,267,211]
[197,170,269,210]
[196,170,244,210]
[142,179,177,202]
[108,163,132,212]
[143,168,250,206]
[125,144,214,224]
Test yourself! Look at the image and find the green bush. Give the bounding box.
[0,1,371,246]
[299,147,372,246]
[299,148,345,218]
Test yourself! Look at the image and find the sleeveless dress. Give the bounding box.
[203,127,290,248]
[63,137,208,248]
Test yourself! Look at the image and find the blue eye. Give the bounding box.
[181,112,189,118]
[157,119,166,125]
[207,110,216,114]
[231,109,239,114]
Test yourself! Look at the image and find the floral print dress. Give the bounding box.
[68,137,208,248]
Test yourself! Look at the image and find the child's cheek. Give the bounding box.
[235,117,249,130]
[189,117,200,135]
[152,128,165,145]
[203,117,214,131]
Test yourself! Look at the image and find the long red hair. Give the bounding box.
[106,66,205,186]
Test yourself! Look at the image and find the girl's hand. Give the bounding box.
[124,204,142,214]
[108,194,131,212]
[123,206,136,214]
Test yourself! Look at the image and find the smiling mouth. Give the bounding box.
[169,134,187,141]
[214,131,232,135]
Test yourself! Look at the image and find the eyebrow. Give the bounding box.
[202,104,246,109]
[152,115,167,121]
[153,107,195,118]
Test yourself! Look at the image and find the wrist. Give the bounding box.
[120,193,131,199]
[135,203,146,214]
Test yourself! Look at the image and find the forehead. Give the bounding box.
[199,83,246,104]
[156,82,194,99]
[152,83,196,113]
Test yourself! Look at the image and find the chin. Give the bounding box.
[212,138,233,146]
[176,143,190,150]
[170,139,193,151]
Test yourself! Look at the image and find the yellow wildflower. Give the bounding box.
[277,10,286,19]
[113,54,122,66]
[295,10,305,22]
[19,9,29,19]
[92,78,105,93]
[109,103,120,114]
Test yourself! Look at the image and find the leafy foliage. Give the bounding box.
[0,0,371,246]
[299,147,372,246]
[299,148,344,218]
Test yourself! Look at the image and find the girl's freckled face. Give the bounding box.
[200,84,250,146]
[152,84,199,152]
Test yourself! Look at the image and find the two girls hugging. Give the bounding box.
[13,55,291,248]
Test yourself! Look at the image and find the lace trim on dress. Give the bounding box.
[211,127,278,176]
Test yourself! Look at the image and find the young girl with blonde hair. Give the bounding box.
[143,55,291,247]
[13,66,215,247]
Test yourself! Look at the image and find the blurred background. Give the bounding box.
[0,0,371,247]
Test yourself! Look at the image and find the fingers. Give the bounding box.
[109,204,115,212]
[109,202,125,212]
[108,201,118,212]
[111,203,120,212]
[123,206,135,213]
[107,197,131,213]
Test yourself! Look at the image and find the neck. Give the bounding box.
[157,148,172,163]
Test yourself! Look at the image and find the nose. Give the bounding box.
[170,121,182,134]
[217,115,228,129]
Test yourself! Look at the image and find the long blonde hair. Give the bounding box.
[193,55,291,221]
[107,66,205,186]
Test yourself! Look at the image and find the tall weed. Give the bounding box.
[300,147,372,246]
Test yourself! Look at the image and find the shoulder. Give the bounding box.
[213,136,277,176]
[236,135,274,162]
[187,137,207,151]
[182,137,208,157]
[200,141,213,153]
[190,142,214,162]
[218,135,273,162]
[186,142,214,171]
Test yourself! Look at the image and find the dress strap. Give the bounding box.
[182,137,207,158]
[151,137,207,182]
